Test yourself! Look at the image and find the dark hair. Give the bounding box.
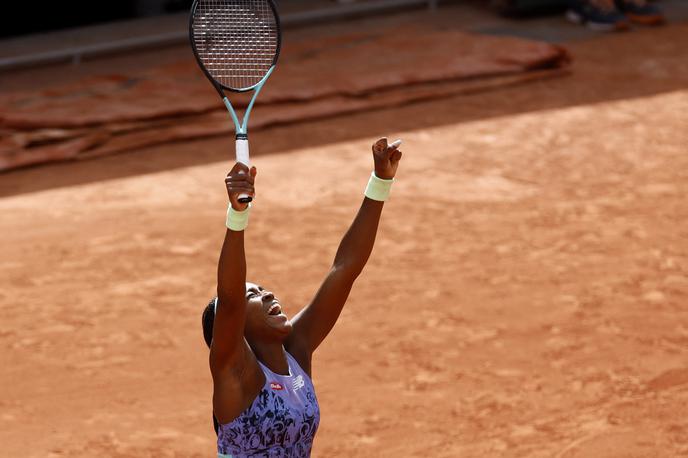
[202,296,220,434]
[202,297,216,349]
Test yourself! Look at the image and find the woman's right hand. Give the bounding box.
[225,162,257,211]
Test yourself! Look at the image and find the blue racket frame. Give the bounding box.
[221,66,276,139]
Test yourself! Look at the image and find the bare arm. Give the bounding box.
[210,163,257,373]
[287,198,383,355]
[287,138,403,357]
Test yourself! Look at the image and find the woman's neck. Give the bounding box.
[251,341,290,376]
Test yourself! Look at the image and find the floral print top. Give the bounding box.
[217,352,320,457]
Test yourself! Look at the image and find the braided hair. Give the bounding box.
[201,296,219,435]
[202,297,216,349]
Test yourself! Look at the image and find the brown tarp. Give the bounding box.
[0,29,569,172]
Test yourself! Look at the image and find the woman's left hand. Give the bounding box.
[372,137,403,180]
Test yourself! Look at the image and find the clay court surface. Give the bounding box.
[1,8,688,458]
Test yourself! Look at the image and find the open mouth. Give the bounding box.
[267,303,282,316]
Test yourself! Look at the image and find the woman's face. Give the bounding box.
[244,282,292,341]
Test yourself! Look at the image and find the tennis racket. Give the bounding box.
[190,0,281,203]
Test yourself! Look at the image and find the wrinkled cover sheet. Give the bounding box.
[0,28,569,172]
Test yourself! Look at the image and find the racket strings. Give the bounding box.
[192,0,279,90]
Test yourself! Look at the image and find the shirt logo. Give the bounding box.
[270,382,284,391]
[292,375,305,392]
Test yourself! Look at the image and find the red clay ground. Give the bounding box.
[1,14,688,458]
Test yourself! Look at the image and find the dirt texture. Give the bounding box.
[1,15,688,458]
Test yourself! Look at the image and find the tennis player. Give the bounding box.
[201,137,403,457]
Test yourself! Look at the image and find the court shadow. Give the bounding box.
[1,4,687,198]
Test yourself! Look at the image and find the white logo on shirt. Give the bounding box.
[292,375,305,392]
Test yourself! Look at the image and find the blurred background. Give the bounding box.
[2,1,192,38]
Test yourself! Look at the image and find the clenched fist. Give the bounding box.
[372,138,403,180]
[225,162,257,211]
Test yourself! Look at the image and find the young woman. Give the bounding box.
[202,137,403,457]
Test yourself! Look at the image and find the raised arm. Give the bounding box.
[287,138,403,359]
[211,163,257,372]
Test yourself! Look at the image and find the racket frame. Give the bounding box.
[189,0,282,202]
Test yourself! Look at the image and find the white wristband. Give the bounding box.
[226,204,251,231]
[364,172,394,201]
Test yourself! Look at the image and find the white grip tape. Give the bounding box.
[235,139,250,166]
[235,138,251,201]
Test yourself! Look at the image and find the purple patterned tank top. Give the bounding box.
[217,351,320,458]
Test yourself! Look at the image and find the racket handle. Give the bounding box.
[235,138,252,204]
